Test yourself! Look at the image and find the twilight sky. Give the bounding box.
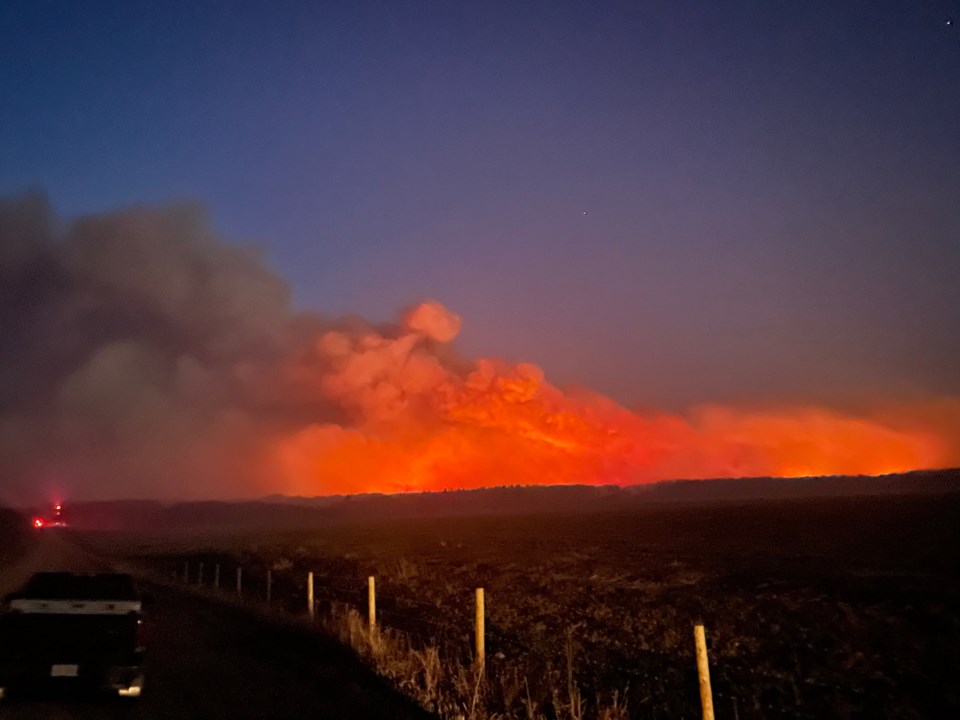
[2,0,958,411]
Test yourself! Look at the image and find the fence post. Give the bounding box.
[236,567,243,598]
[368,576,376,630]
[694,623,715,720]
[307,571,314,620]
[198,562,204,586]
[214,564,220,590]
[183,561,189,584]
[475,587,485,668]
[267,569,272,606]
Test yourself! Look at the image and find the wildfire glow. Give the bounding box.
[272,301,957,495]
[6,199,955,502]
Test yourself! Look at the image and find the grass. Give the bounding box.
[119,493,960,719]
[0,507,30,570]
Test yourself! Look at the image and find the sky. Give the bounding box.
[2,0,959,409]
[1,2,959,501]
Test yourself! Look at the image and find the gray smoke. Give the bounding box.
[0,192,343,502]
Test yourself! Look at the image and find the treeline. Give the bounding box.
[57,467,959,533]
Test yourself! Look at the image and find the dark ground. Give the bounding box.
[7,483,960,718]
[129,491,960,719]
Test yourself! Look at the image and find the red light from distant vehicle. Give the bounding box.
[32,517,44,528]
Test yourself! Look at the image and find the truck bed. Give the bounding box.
[0,573,146,697]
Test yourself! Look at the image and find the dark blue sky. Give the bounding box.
[2,0,958,409]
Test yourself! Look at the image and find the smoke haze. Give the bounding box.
[1,194,957,503]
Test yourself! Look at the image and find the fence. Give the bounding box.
[170,557,726,719]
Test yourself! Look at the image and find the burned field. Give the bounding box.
[0,508,30,568]
[131,492,960,719]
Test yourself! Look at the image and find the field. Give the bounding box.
[121,493,960,719]
[0,508,29,568]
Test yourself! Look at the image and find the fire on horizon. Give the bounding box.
[274,300,955,496]
[0,198,958,502]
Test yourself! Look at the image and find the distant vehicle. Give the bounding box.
[31,502,67,530]
[0,572,148,700]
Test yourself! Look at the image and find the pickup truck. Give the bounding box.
[0,572,147,700]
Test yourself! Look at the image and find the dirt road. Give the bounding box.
[0,532,435,720]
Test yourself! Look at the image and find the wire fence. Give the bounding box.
[159,554,854,718]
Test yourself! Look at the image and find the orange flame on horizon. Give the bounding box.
[272,302,957,495]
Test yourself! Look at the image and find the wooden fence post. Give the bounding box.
[198,562,204,586]
[266,569,272,606]
[236,567,243,598]
[307,571,314,620]
[694,623,715,720]
[214,564,220,590]
[368,576,376,630]
[475,587,485,668]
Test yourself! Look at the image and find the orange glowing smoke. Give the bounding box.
[274,301,957,495]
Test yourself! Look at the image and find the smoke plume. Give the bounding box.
[1,193,957,502]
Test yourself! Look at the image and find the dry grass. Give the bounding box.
[323,602,629,720]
